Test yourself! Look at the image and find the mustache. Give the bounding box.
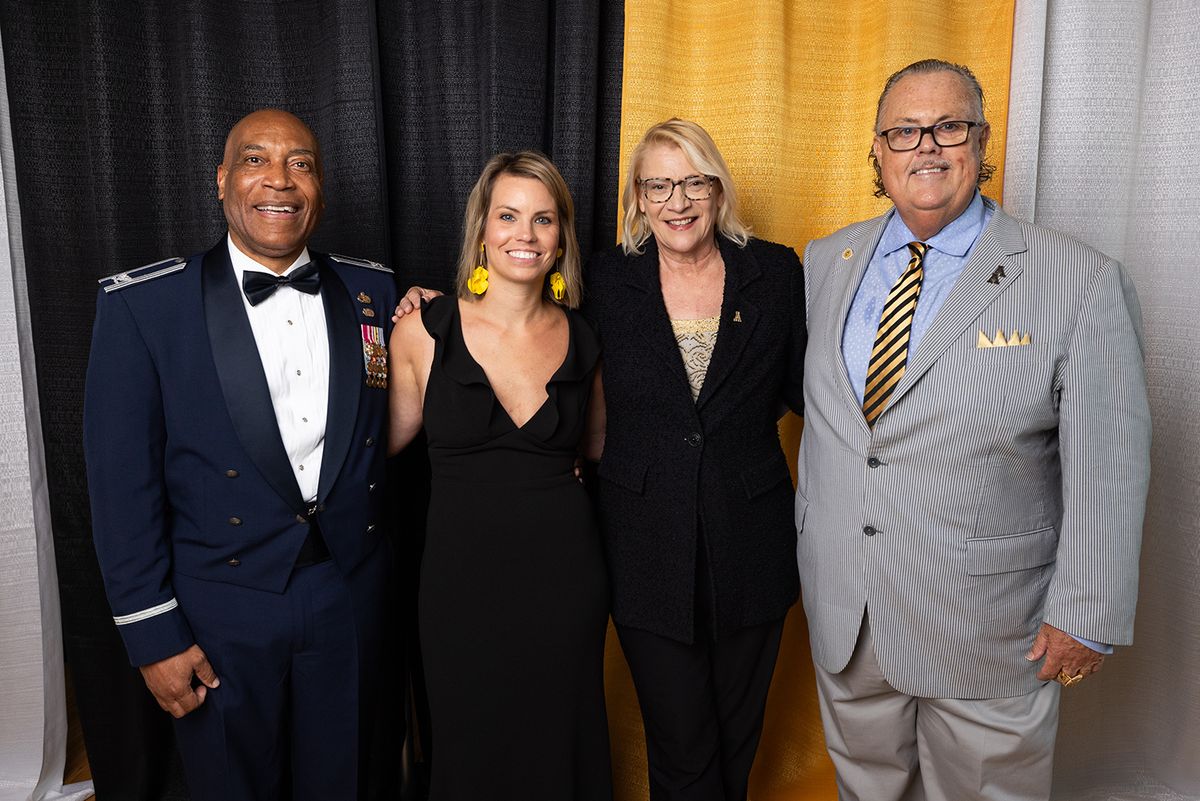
[910,159,951,174]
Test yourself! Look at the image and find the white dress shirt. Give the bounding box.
[227,236,329,502]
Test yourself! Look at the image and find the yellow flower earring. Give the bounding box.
[548,248,565,301]
[467,242,489,295]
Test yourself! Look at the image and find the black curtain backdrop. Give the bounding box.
[0,2,623,799]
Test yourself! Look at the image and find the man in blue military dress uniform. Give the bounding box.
[84,109,397,800]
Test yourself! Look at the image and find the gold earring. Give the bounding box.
[548,247,565,301]
[467,242,489,295]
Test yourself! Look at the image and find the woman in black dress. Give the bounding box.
[387,152,611,800]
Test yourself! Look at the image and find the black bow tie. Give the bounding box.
[242,261,320,306]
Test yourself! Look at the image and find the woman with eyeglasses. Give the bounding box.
[585,118,806,800]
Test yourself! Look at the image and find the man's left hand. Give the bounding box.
[391,286,443,323]
[1025,621,1105,683]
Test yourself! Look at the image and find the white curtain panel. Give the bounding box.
[1006,1,1200,799]
[0,31,93,801]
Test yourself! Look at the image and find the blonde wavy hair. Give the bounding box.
[620,118,751,255]
[455,151,583,309]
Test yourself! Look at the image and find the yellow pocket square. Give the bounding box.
[977,328,1031,348]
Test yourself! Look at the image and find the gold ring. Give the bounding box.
[1056,669,1084,687]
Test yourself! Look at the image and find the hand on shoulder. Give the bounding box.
[389,296,439,360]
[392,285,444,323]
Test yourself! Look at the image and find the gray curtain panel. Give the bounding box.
[0,27,93,801]
[1006,1,1200,799]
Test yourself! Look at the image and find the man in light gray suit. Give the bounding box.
[796,59,1150,801]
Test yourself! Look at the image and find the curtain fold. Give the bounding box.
[0,27,93,801]
[1005,2,1200,799]
[375,0,624,291]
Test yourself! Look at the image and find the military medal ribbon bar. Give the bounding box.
[361,324,388,389]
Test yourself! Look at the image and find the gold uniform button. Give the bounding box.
[365,437,375,447]
[226,558,241,567]
[366,523,376,534]
[228,517,242,526]
[225,469,239,478]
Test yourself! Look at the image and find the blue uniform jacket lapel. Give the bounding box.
[315,258,360,503]
[202,241,306,512]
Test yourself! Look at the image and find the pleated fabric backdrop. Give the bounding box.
[1006,1,1200,799]
[2,1,1199,800]
[0,34,93,801]
[609,2,1015,799]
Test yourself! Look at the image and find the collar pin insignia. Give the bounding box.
[733,310,742,323]
[361,307,376,318]
[357,292,371,303]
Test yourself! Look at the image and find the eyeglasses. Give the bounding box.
[639,175,715,204]
[876,121,983,152]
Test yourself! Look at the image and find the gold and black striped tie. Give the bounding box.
[863,241,928,427]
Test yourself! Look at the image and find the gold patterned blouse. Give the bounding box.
[670,316,720,401]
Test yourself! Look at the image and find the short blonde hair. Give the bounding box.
[620,118,751,255]
[455,151,583,308]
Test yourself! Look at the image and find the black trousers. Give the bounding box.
[616,617,785,801]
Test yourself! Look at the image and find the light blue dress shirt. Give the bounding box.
[840,191,1111,656]
[841,191,991,404]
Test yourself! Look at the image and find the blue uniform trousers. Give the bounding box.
[172,549,387,801]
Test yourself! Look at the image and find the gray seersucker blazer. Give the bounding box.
[796,197,1151,699]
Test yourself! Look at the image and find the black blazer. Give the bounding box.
[585,235,805,644]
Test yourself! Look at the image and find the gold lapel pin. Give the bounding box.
[361,307,376,318]
[842,248,853,260]
[733,310,743,323]
[357,292,372,303]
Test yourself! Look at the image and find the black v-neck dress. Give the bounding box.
[417,297,612,800]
